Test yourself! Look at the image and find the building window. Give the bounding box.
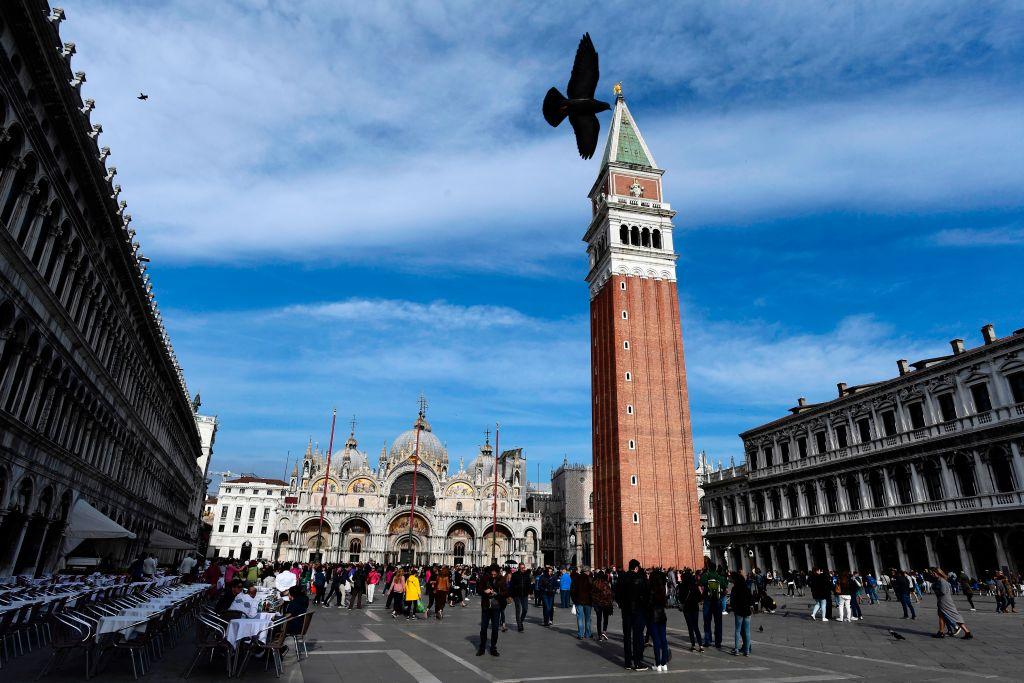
[881,410,897,436]
[232,525,239,533]
[622,310,628,319]
[358,498,365,508]
[626,405,634,415]
[814,431,827,454]
[780,442,790,463]
[856,418,871,443]
[907,402,926,429]
[625,372,632,381]
[630,475,637,486]
[763,447,774,467]
[623,340,630,350]
[260,526,267,535]
[835,424,849,449]
[263,509,270,521]
[937,392,957,421]
[234,507,242,520]
[220,505,227,519]
[248,507,257,521]
[652,229,662,249]
[227,549,234,558]
[628,440,636,450]
[256,550,263,559]
[456,501,463,511]
[620,281,626,290]
[969,383,992,413]
[1008,371,1024,403]
[632,512,639,524]
[620,225,629,244]
[797,437,807,458]
[217,524,224,532]
[225,488,231,493]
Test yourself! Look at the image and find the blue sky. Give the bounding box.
[61,1,1023,481]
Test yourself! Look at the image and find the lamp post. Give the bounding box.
[491,422,500,564]
[405,395,426,565]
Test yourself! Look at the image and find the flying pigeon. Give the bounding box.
[542,33,611,159]
[137,93,148,100]
[889,630,905,641]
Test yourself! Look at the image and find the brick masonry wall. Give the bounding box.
[591,274,704,569]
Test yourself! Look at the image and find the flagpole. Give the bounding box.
[315,408,337,563]
[491,422,500,564]
[406,395,426,565]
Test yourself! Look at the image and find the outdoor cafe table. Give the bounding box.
[225,612,278,647]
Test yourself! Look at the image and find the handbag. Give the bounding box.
[487,597,500,610]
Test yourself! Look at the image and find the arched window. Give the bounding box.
[357,497,364,508]
[953,453,977,497]
[630,226,640,246]
[652,229,662,249]
[619,224,628,244]
[891,464,914,504]
[641,227,651,247]
[349,538,361,562]
[823,479,839,513]
[456,501,463,511]
[988,448,1016,493]
[453,541,466,563]
[844,475,861,511]
[922,459,944,500]
[868,470,885,507]
[786,485,800,516]
[804,483,819,516]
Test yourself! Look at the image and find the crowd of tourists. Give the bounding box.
[184,554,1019,671]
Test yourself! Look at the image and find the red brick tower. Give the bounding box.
[585,88,704,569]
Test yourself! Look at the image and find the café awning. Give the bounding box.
[146,529,194,551]
[62,498,136,555]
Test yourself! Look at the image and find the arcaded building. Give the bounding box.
[702,324,1024,577]
[274,402,542,566]
[584,88,704,569]
[0,2,205,574]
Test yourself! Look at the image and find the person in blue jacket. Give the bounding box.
[559,567,573,609]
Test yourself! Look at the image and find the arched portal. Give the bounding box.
[388,512,430,565]
[239,541,253,562]
[300,519,331,563]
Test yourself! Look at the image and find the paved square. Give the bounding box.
[6,588,1019,682]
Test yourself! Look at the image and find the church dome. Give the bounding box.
[390,413,447,465]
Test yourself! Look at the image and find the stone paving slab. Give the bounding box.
[4,589,1020,682]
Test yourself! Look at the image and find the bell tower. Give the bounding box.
[584,88,704,569]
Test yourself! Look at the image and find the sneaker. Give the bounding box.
[490,649,500,657]
[822,617,829,622]
[963,632,974,640]
[969,608,976,611]
[634,665,650,671]
[476,649,485,657]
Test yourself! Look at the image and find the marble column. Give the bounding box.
[798,486,809,517]
[956,533,975,578]
[972,449,995,495]
[1009,441,1024,491]
[895,536,909,570]
[815,481,827,515]
[881,468,897,507]
[869,537,882,578]
[769,544,781,572]
[909,462,926,503]
[741,546,752,573]
[804,543,814,571]
[924,534,938,567]
[786,543,798,571]
[938,456,957,499]
[857,472,871,509]
[781,488,792,519]
[993,531,1009,570]
[824,541,836,571]
[754,545,765,570]
[845,540,857,572]
[835,476,849,512]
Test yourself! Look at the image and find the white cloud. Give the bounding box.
[930,224,1024,246]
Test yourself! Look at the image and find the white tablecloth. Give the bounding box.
[225,613,276,646]
[96,615,148,639]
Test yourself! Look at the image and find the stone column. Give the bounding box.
[804,543,814,571]
[741,545,752,573]
[1010,441,1024,492]
[881,468,897,507]
[763,493,774,521]
[858,472,872,509]
[786,543,798,571]
[797,486,809,517]
[938,456,957,499]
[869,537,882,578]
[824,541,836,571]
[835,476,849,512]
[815,481,827,515]
[845,540,856,572]
[753,545,764,570]
[769,544,780,572]
[781,488,792,519]
[993,531,1009,571]
[895,536,909,570]
[909,462,926,503]
[924,534,938,567]
[956,533,975,578]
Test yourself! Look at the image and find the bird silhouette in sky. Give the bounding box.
[137,93,148,101]
[543,33,611,160]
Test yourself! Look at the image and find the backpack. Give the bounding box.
[706,577,721,599]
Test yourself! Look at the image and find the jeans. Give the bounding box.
[479,608,500,651]
[512,595,528,628]
[866,588,878,604]
[542,593,555,625]
[837,595,851,621]
[702,598,722,646]
[683,610,702,646]
[734,615,751,655]
[897,592,916,618]
[650,621,668,666]
[622,610,647,668]
[349,592,364,609]
[810,599,827,619]
[560,589,572,609]
[434,591,448,617]
[596,606,610,636]
[404,598,416,616]
[575,604,592,638]
[851,594,862,619]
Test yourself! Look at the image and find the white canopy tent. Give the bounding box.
[61,498,136,555]
[146,529,194,551]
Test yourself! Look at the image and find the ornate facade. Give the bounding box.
[702,324,1024,577]
[585,88,704,568]
[275,403,542,566]
[0,2,205,575]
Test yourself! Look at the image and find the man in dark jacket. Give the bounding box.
[348,564,367,610]
[570,568,593,639]
[615,559,650,671]
[538,567,559,626]
[509,563,533,632]
[477,565,509,656]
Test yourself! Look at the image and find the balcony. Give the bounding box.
[748,402,1024,480]
[705,490,1023,536]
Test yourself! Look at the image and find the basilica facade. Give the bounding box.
[274,404,542,567]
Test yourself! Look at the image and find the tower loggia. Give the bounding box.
[584,89,704,569]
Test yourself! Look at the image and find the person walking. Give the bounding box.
[809,567,831,621]
[850,572,864,620]
[879,571,892,601]
[649,569,670,672]
[367,566,381,603]
[434,566,451,620]
[477,565,508,657]
[701,564,725,647]
[865,573,879,604]
[960,574,977,611]
[389,569,407,619]
[730,571,754,656]
[591,570,614,641]
[348,564,367,610]
[678,569,704,652]
[539,566,558,626]
[405,568,421,620]
[559,567,573,609]
[312,565,326,606]
[509,563,532,632]
[930,568,974,639]
[893,570,916,620]
[571,567,593,640]
[615,559,650,671]
[836,571,853,622]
